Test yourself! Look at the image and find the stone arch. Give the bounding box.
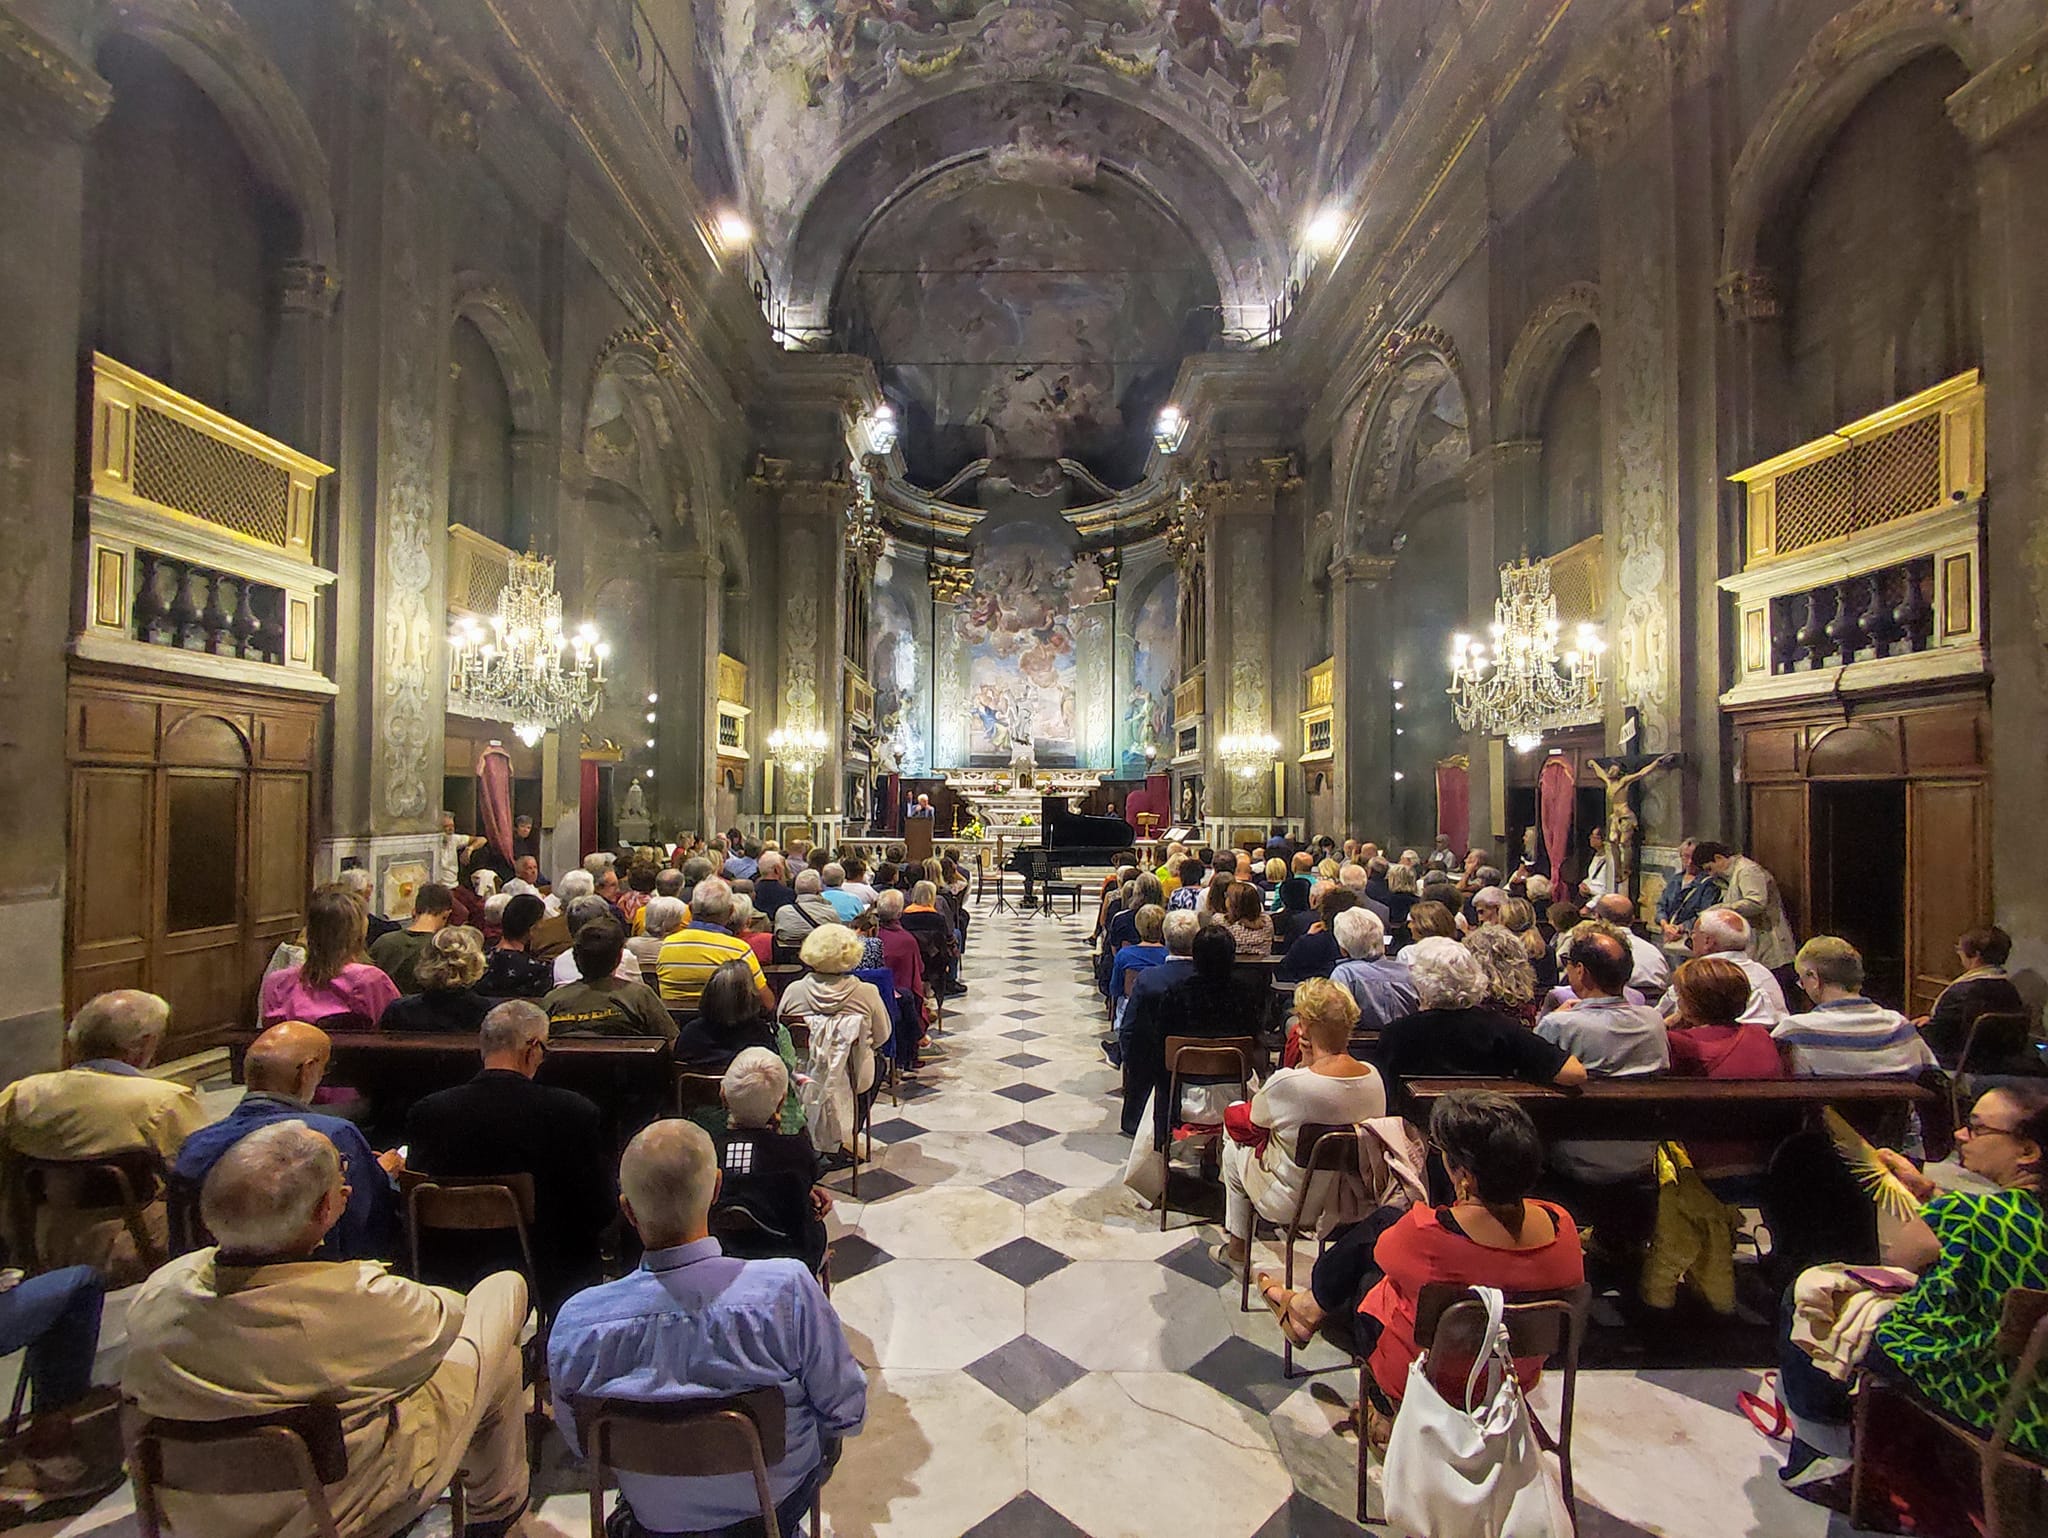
[453,274,553,437]
[1720,0,1981,292]
[1339,330,1473,556]
[1497,285,1601,441]
[94,0,338,275]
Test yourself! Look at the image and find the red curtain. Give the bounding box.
[476,749,514,860]
[579,759,600,862]
[1435,761,1470,850]
[1540,756,1576,880]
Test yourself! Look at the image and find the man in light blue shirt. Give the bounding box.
[1329,907,1417,1030]
[818,863,866,921]
[549,1119,866,1537]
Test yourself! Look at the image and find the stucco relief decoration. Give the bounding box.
[1606,236,1673,741]
[1347,343,1468,553]
[1227,518,1268,811]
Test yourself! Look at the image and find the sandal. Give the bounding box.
[1256,1273,1316,1347]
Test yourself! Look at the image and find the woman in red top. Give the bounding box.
[1259,1090,1583,1442]
[1662,955,1786,1181]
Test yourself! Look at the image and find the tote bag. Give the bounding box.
[1380,1285,1572,1538]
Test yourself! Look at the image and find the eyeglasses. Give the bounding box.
[1960,1117,2021,1140]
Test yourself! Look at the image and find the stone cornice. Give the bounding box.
[0,12,112,142]
[1330,554,1399,587]
[1947,22,2048,148]
[1715,267,1784,325]
[1558,0,1719,165]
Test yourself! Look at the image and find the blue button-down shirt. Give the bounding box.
[1330,957,1419,1030]
[548,1238,866,1530]
[171,1092,398,1259]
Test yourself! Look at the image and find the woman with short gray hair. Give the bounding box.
[1371,937,1589,1095]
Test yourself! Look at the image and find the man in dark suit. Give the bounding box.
[402,1000,613,1311]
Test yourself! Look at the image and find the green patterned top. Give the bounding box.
[1874,1188,2048,1457]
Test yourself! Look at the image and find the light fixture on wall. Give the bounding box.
[1304,204,1348,257]
[1154,405,1189,455]
[1448,555,1604,753]
[448,551,607,748]
[1219,732,1280,780]
[768,726,831,816]
[712,209,753,251]
[868,403,899,456]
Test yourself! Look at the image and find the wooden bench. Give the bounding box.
[1401,1076,1939,1145]
[225,1031,674,1146]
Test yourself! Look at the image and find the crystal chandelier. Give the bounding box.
[1218,732,1281,779]
[448,552,608,748]
[1449,556,1605,753]
[766,726,830,774]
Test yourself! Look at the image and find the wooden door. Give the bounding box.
[68,768,154,1004]
[1746,783,1809,940]
[1907,779,1990,1015]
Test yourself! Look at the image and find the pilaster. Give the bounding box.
[1330,554,1398,843]
[652,549,722,837]
[752,464,847,822]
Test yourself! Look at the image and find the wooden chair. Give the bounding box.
[402,1172,541,1296]
[569,1387,820,1538]
[675,1069,727,1121]
[14,1149,167,1276]
[1850,1286,2048,1536]
[1234,1122,1361,1380]
[1952,1011,2043,1121]
[762,965,806,1003]
[127,1399,467,1538]
[1359,1282,1590,1527]
[1158,1036,1257,1232]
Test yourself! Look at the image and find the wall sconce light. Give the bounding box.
[1154,405,1188,455]
[1304,205,1348,257]
[713,209,753,251]
[868,403,898,456]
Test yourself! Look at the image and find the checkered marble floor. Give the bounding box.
[20,906,1885,1537]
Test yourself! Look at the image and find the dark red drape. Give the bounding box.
[476,749,514,860]
[1540,756,1576,881]
[1435,760,1470,850]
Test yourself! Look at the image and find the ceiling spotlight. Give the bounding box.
[1154,405,1188,455]
[1304,205,1348,256]
[713,209,753,250]
[647,692,659,705]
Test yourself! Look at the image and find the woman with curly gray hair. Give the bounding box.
[1463,924,1540,1027]
[1370,937,1588,1096]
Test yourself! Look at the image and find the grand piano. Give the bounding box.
[1006,795,1134,906]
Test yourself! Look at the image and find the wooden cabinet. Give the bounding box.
[66,667,324,1059]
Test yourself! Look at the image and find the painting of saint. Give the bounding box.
[955,524,1096,765]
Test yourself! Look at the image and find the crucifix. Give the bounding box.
[1588,708,1681,902]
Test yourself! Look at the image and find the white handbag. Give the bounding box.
[1380,1285,1572,1538]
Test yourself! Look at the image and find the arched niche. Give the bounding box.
[450,276,555,554]
[580,337,720,556]
[1339,335,1473,557]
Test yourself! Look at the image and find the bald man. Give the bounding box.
[172,1021,401,1260]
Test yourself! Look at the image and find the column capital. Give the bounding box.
[1330,554,1399,588]
[0,14,111,143]
[1715,268,1784,325]
[1559,0,1718,164]
[652,549,723,583]
[1948,23,2048,150]
[278,259,342,318]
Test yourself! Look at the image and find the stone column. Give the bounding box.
[652,549,721,838]
[0,19,110,1073]
[1562,9,1723,846]
[1330,555,1398,843]
[753,469,846,825]
[272,259,339,457]
[1950,29,2048,973]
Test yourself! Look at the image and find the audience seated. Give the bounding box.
[1656,906,1787,1027]
[0,1264,118,1508]
[175,1021,399,1259]
[1382,863,1419,942]
[628,894,686,973]
[367,882,454,995]
[476,892,553,1000]
[124,1122,531,1538]
[1774,937,1937,1078]
[548,1119,866,1538]
[1167,859,1206,911]
[1590,893,1673,996]
[733,895,776,968]
[1535,929,1671,1186]
[1463,923,1542,1028]
[1221,980,1386,1269]
[1276,886,1360,983]
[1261,1090,1584,1447]
[901,881,963,997]
[1916,924,2031,1070]
[752,852,796,923]
[1330,909,1418,1029]
[260,888,401,1028]
[1496,897,1557,993]
[1337,864,1393,926]
[1224,881,1274,956]
[780,925,894,1111]
[1106,904,1169,1058]
[337,866,401,944]
[378,926,495,1034]
[1371,939,1587,1100]
[1776,1084,2048,1501]
[1661,956,1786,1186]
[553,895,645,987]
[1118,911,1201,1136]
[871,890,929,1040]
[542,917,674,1041]
[659,877,775,1013]
[0,991,207,1281]
[1273,877,1315,950]
[819,863,865,921]
[1136,925,1263,1150]
[840,856,878,906]
[713,1048,832,1273]
[530,867,593,958]
[677,961,804,1137]
[1394,898,1457,961]
[775,869,844,962]
[403,1001,612,1311]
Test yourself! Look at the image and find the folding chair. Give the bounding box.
[15,1149,167,1277]
[1158,1036,1256,1232]
[1360,1282,1590,1527]
[570,1387,821,1538]
[127,1399,468,1538]
[1850,1286,2048,1536]
[675,1069,728,1121]
[1234,1122,1361,1380]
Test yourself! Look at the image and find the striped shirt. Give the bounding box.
[1772,998,1937,1077]
[656,921,767,1008]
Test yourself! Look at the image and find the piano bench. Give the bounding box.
[1040,881,1084,919]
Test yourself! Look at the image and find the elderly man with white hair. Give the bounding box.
[1369,938,1588,1098]
[1661,905,1787,1026]
[0,990,208,1280]
[657,875,775,1012]
[124,1122,532,1538]
[549,1119,866,1538]
[337,864,401,942]
[753,849,796,922]
[818,862,864,921]
[1334,862,1392,925]
[1329,907,1418,1031]
[1590,891,1672,996]
[774,868,844,961]
[715,1047,832,1271]
[529,864,594,960]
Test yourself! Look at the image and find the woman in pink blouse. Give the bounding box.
[259,888,400,1030]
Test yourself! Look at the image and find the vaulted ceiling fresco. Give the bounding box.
[695,0,1446,503]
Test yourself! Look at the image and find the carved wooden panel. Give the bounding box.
[249,773,310,927]
[1747,784,1809,942]
[1741,726,1800,780]
[1902,707,1985,773]
[1806,721,1903,779]
[70,693,157,763]
[1907,779,1990,1016]
[67,768,152,1009]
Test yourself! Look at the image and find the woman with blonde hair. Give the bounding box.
[259,887,400,1029]
[379,926,494,1033]
[1497,894,1558,991]
[1463,924,1540,1028]
[1224,881,1274,956]
[1219,978,1385,1269]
